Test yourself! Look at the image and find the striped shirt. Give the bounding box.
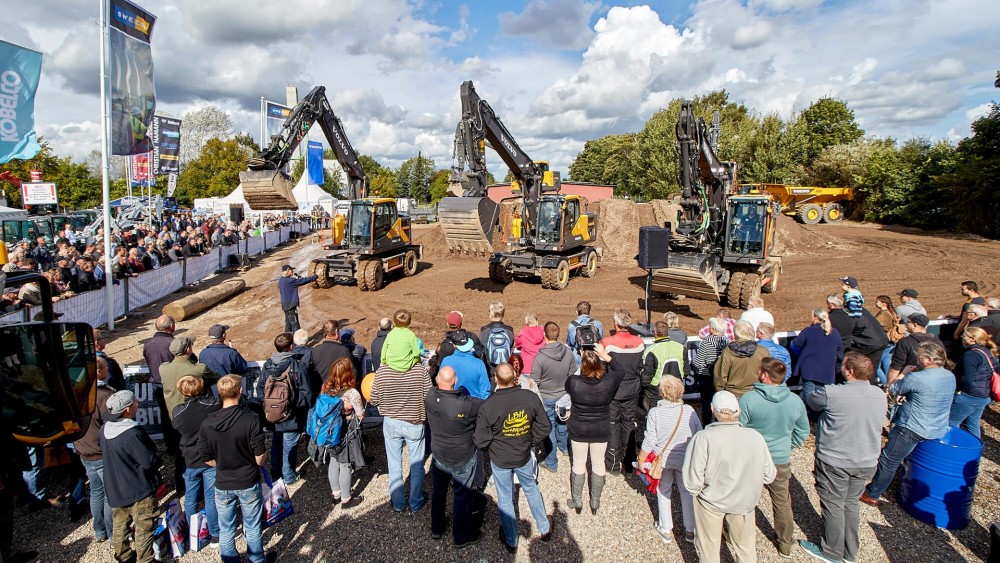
[370,363,431,424]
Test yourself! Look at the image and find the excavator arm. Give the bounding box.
[674,102,733,251]
[242,86,368,209]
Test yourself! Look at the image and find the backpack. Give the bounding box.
[571,320,598,351]
[486,327,513,366]
[263,360,300,424]
[306,394,345,448]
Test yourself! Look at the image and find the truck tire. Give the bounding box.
[356,260,370,291]
[740,273,762,310]
[552,260,570,290]
[365,260,385,291]
[581,250,598,278]
[497,258,513,284]
[762,268,779,294]
[823,203,843,223]
[540,267,555,289]
[403,250,418,277]
[726,271,746,307]
[798,204,822,224]
[488,261,501,283]
[311,261,333,289]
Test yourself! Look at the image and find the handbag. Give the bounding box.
[638,409,683,493]
[972,348,1000,402]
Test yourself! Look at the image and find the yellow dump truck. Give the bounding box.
[741,184,854,224]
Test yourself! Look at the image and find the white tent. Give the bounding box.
[292,159,344,214]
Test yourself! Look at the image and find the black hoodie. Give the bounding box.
[173,395,221,468]
[198,405,266,491]
[474,386,551,468]
[100,412,160,507]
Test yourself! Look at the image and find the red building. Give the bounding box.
[487,182,615,204]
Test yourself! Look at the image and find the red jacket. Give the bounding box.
[515,325,546,375]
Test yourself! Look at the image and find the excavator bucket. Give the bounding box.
[651,252,722,302]
[438,197,500,254]
[239,169,298,210]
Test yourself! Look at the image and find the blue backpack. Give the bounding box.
[486,327,513,366]
[306,394,345,448]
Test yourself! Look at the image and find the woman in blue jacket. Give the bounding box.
[949,327,997,438]
[790,309,843,409]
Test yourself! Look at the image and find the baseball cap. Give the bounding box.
[711,390,740,413]
[107,390,136,415]
[281,265,294,272]
[339,327,356,341]
[455,338,475,353]
[837,276,858,289]
[169,336,195,355]
[446,311,463,327]
[899,288,918,298]
[905,313,929,327]
[208,324,229,339]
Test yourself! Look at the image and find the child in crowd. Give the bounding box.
[839,276,864,318]
[380,309,422,372]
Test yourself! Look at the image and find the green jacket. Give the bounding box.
[738,382,809,465]
[380,327,421,372]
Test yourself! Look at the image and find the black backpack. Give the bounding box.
[571,320,598,351]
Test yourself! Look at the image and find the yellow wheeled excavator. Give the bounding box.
[443,81,598,290]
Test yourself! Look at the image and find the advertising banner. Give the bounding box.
[263,100,291,145]
[0,40,43,164]
[109,0,157,156]
[129,153,152,181]
[151,115,180,173]
[307,141,324,185]
[21,181,58,205]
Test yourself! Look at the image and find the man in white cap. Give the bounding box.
[682,390,776,563]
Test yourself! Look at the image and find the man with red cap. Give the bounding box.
[430,311,486,378]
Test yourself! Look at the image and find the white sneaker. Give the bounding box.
[684,530,695,544]
[656,528,674,544]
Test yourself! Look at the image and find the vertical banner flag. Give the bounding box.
[109,0,157,156]
[0,40,43,165]
[263,100,291,145]
[151,115,180,173]
[129,154,153,186]
[166,173,177,197]
[307,141,324,185]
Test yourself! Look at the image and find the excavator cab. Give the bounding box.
[344,199,410,254]
[724,199,768,259]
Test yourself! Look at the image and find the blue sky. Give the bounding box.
[2,0,998,174]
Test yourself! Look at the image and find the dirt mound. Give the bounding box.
[775,216,859,257]
[592,199,670,264]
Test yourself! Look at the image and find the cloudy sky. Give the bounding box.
[4,0,998,174]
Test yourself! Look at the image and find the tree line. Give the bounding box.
[1,74,997,238]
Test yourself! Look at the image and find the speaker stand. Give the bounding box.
[629,269,655,338]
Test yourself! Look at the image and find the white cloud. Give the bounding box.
[498,0,599,49]
[848,58,878,86]
[965,103,992,121]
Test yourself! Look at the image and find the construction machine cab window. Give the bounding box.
[727,200,767,256]
[563,198,580,241]
[537,199,563,244]
[348,202,373,247]
[373,202,397,241]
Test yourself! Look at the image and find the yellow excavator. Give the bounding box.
[443,81,598,290]
[651,102,782,307]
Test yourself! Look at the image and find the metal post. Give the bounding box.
[99,0,115,330]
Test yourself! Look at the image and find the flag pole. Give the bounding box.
[99,0,115,330]
[259,97,265,148]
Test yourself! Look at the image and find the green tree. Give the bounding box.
[397,152,434,202]
[800,97,864,164]
[429,169,451,202]
[370,169,399,197]
[174,134,256,205]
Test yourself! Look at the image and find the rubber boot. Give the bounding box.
[589,473,606,515]
[567,472,585,515]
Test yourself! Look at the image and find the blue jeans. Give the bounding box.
[270,431,301,485]
[216,484,264,563]
[183,466,220,537]
[865,425,924,500]
[877,345,895,386]
[22,447,46,502]
[542,398,568,470]
[431,454,485,543]
[800,380,825,412]
[383,417,426,512]
[949,393,992,439]
[81,459,113,541]
[492,458,550,547]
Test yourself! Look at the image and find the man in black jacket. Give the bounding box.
[256,333,312,485]
[850,308,890,384]
[479,301,515,373]
[142,315,176,385]
[310,320,352,383]
[173,376,222,545]
[887,314,943,385]
[370,317,392,372]
[198,375,267,563]
[826,294,855,364]
[474,363,552,553]
[426,367,485,548]
[100,390,160,563]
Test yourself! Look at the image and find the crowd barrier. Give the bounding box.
[0,221,313,328]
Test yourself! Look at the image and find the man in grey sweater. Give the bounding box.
[802,352,886,563]
[531,322,576,472]
[683,391,776,563]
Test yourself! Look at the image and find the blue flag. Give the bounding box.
[0,40,43,165]
[307,141,324,185]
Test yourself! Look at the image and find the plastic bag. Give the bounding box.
[188,509,210,552]
[261,467,294,528]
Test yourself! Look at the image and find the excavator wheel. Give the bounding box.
[488,261,500,283]
[726,271,746,307]
[540,267,554,289]
[403,250,418,277]
[365,260,385,291]
[495,258,514,285]
[552,260,570,290]
[823,203,843,223]
[356,261,371,291]
[798,204,822,225]
[762,268,779,294]
[740,273,762,310]
[581,250,598,278]
[311,261,333,289]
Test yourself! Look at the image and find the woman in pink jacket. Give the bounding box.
[514,313,546,376]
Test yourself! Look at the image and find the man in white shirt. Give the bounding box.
[739,297,774,333]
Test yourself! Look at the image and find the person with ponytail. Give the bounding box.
[949,327,997,438]
[790,308,843,409]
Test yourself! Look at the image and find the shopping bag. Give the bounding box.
[261,467,294,528]
[152,521,170,561]
[162,498,188,558]
[188,509,210,552]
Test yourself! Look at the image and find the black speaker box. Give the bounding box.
[230,206,244,224]
[638,226,670,270]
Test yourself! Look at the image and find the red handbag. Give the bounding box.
[636,412,682,494]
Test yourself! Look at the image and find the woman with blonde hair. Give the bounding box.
[564,345,625,515]
[949,327,997,438]
[789,308,843,408]
[638,376,701,544]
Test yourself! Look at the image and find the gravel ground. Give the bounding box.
[11,403,999,562]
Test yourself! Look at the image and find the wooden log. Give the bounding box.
[162,279,246,321]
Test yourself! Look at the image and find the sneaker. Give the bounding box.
[536,518,554,542]
[539,464,557,474]
[431,531,444,541]
[859,492,879,507]
[341,496,364,510]
[498,527,517,554]
[455,530,483,549]
[208,536,220,549]
[684,530,695,544]
[799,540,838,563]
[656,527,674,544]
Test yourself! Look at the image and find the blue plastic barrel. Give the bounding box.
[898,426,983,529]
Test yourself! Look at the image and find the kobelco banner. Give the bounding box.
[151,115,180,173]
[109,0,157,156]
[0,40,43,165]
